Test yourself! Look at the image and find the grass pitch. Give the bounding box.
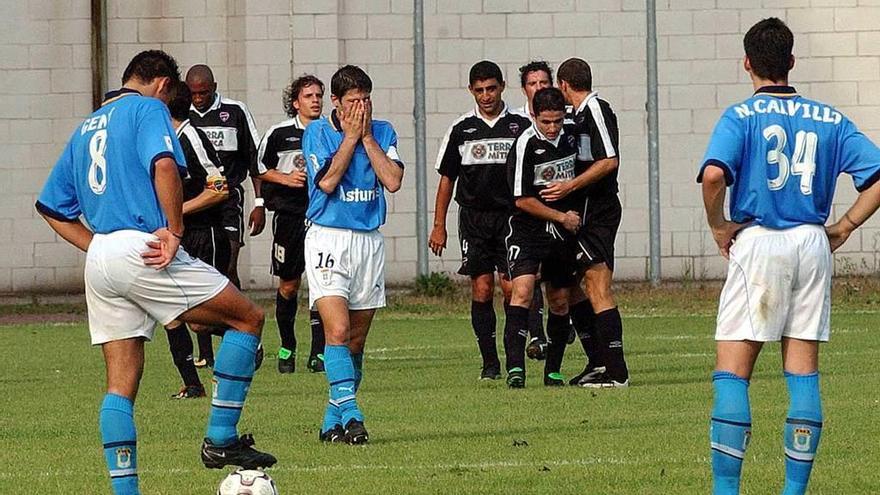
[0,284,878,494]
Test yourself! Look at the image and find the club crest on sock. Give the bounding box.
[116,447,132,469]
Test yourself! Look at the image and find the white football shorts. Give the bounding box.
[85,230,229,345]
[304,224,386,311]
[716,224,831,342]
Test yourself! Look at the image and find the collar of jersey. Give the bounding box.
[330,110,342,131]
[190,92,222,117]
[575,91,599,116]
[102,88,141,106]
[472,102,509,128]
[294,115,309,130]
[754,85,797,97]
[533,123,566,147]
[175,119,191,137]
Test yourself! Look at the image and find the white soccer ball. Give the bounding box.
[217,469,278,495]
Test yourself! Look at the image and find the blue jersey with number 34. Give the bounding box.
[37,92,186,234]
[699,86,880,229]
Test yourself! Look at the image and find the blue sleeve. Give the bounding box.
[36,140,81,221]
[698,110,743,185]
[837,119,880,192]
[303,123,332,194]
[381,123,405,168]
[136,100,186,174]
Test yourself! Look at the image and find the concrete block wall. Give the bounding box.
[5,0,880,292]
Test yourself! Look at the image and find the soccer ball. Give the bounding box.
[217,469,278,495]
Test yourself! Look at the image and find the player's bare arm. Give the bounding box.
[143,156,184,269]
[39,215,93,252]
[541,156,618,201]
[248,176,266,236]
[826,179,880,252]
[701,164,746,259]
[361,100,403,193]
[429,175,455,256]
[317,102,362,194]
[182,181,228,215]
[258,168,307,189]
[515,196,580,233]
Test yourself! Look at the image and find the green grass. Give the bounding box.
[0,287,879,494]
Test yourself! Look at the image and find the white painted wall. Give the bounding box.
[4,0,880,292]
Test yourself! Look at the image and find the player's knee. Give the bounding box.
[278,279,300,300]
[238,304,265,336]
[471,279,493,302]
[509,284,533,307]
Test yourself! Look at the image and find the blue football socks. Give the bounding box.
[710,371,752,495]
[352,352,364,391]
[782,371,823,495]
[206,330,259,446]
[324,344,364,428]
[100,393,139,495]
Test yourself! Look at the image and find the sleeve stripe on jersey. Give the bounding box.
[697,159,734,186]
[513,128,534,197]
[184,126,222,177]
[587,97,617,158]
[856,167,880,192]
[434,111,472,171]
[35,201,78,222]
[223,97,261,146]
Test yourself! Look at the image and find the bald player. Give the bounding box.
[187,65,264,367]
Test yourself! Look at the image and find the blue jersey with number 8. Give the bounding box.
[698,86,880,229]
[37,91,186,234]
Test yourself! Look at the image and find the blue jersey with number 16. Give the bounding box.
[698,86,880,229]
[37,91,186,234]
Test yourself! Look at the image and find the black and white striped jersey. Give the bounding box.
[569,92,620,197]
[256,116,309,215]
[435,104,531,211]
[507,123,585,228]
[188,93,260,189]
[177,120,227,229]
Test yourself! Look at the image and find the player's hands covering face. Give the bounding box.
[142,227,181,270]
[361,99,373,139]
[340,100,365,140]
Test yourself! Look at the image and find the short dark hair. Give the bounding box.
[166,81,191,121]
[556,57,592,92]
[122,50,180,85]
[330,65,372,99]
[469,60,504,86]
[283,75,325,118]
[743,17,793,82]
[519,61,553,87]
[532,87,566,115]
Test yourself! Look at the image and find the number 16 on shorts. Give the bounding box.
[315,251,335,286]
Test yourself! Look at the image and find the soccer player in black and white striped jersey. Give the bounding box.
[164,81,230,399]
[552,58,629,388]
[430,61,546,381]
[187,65,264,367]
[256,75,327,374]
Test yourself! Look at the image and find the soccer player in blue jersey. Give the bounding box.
[35,51,275,495]
[303,65,404,444]
[699,19,880,495]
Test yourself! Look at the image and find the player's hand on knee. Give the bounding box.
[561,210,581,233]
[143,228,181,270]
[825,221,852,252]
[711,221,747,259]
[429,226,447,256]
